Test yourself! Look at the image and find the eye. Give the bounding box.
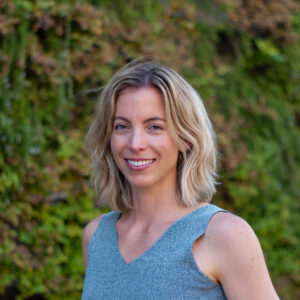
[148,124,163,131]
[114,123,128,131]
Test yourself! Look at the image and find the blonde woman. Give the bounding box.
[81,59,279,299]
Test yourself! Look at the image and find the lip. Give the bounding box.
[124,158,155,171]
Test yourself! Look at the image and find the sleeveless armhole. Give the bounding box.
[87,212,120,263]
[190,209,229,286]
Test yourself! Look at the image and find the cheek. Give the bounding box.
[110,135,126,158]
[153,136,179,157]
[110,139,122,171]
[109,135,118,158]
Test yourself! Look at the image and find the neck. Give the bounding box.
[132,185,179,221]
[123,184,204,228]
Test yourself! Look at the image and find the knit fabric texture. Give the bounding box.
[81,204,227,299]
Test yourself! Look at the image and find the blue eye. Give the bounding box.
[114,124,127,130]
[149,124,163,131]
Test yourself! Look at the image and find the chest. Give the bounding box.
[116,221,172,264]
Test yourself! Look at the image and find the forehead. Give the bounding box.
[114,86,165,119]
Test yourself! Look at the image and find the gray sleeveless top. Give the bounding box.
[82,204,227,299]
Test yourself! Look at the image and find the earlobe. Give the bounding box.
[178,142,192,162]
[178,152,183,162]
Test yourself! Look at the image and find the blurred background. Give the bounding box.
[0,0,299,299]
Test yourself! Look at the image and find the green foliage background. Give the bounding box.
[0,0,299,299]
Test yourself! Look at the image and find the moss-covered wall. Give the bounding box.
[0,0,299,299]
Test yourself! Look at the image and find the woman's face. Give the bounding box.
[110,86,179,190]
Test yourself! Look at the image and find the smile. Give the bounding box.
[127,159,154,167]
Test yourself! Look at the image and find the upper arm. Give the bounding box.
[82,214,103,270]
[206,213,279,300]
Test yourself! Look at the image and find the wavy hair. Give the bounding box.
[86,58,218,212]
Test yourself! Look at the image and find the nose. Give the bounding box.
[129,129,146,152]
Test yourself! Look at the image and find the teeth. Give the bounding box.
[128,159,153,167]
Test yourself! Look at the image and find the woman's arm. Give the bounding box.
[82,215,103,269]
[200,212,279,300]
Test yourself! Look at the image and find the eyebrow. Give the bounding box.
[114,116,166,123]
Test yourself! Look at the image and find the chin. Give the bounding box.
[126,176,157,189]
[128,180,154,189]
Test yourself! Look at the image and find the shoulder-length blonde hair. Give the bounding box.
[86,58,218,212]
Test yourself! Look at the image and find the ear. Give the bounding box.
[186,141,192,148]
[183,139,192,151]
[179,136,192,152]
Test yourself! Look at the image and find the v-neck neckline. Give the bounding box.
[113,204,210,265]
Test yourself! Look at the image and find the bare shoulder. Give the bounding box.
[205,211,263,269]
[82,214,104,269]
[206,211,257,246]
[205,211,279,299]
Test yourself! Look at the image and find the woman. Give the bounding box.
[81,59,279,299]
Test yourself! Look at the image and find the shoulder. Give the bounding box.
[206,212,261,266]
[207,211,256,244]
[196,211,259,275]
[83,214,104,241]
[204,212,279,299]
[82,214,104,269]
